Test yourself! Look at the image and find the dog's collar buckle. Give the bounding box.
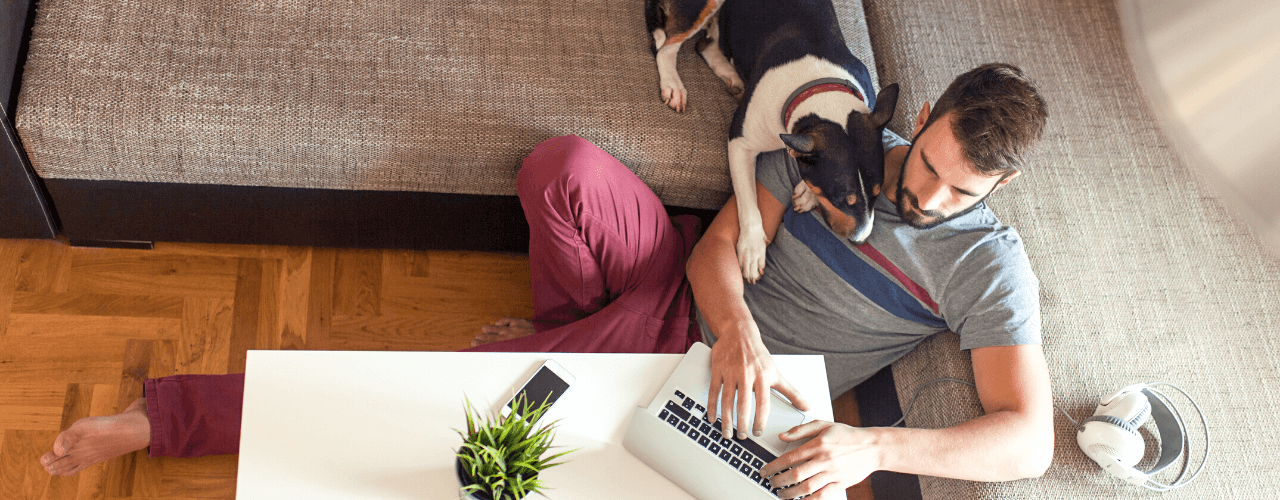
[782,78,865,126]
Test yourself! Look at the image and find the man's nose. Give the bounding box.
[915,180,949,212]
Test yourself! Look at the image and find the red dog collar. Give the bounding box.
[782,78,865,126]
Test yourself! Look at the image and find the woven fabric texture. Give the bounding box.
[14,0,876,210]
[864,0,1280,498]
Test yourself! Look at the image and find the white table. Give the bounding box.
[236,350,832,499]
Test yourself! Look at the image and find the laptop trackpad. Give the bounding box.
[758,392,806,452]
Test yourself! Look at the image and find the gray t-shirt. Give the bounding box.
[698,132,1041,397]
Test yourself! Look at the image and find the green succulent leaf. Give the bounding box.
[454,395,577,500]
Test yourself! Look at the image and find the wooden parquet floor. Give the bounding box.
[0,237,534,499]
[0,237,870,500]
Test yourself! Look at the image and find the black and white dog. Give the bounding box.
[646,0,898,282]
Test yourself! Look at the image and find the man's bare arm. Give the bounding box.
[876,344,1054,479]
[761,344,1054,498]
[687,180,811,439]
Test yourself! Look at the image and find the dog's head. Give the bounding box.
[780,83,899,245]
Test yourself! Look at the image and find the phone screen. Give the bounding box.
[508,365,571,416]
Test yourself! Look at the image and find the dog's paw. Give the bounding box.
[725,80,745,100]
[662,82,688,112]
[792,182,819,213]
[736,228,768,283]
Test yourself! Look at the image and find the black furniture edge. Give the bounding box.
[2,0,34,114]
[1,0,58,240]
[46,179,533,252]
[46,178,720,253]
[1,108,57,240]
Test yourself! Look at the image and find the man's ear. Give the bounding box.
[912,102,931,137]
[993,170,1021,193]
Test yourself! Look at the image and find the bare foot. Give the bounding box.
[40,397,151,476]
[472,318,536,347]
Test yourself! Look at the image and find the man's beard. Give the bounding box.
[894,143,991,229]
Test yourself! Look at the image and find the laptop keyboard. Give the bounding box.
[659,388,800,497]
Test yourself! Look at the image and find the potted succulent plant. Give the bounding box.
[454,394,573,500]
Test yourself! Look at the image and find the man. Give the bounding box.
[689,63,1053,499]
[44,64,1051,498]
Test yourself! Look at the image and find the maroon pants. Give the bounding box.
[144,374,246,457]
[144,136,701,457]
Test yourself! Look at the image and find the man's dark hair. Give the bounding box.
[924,63,1048,176]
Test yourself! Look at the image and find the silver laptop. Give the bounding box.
[623,342,815,500]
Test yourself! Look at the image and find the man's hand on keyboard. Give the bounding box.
[707,333,810,440]
[760,421,880,499]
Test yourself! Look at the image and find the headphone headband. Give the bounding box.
[1143,388,1186,476]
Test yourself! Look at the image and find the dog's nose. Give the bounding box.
[849,211,874,244]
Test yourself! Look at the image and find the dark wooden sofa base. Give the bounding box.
[47,179,533,252]
[1,0,56,240]
[46,178,723,253]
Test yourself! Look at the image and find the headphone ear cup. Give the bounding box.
[1101,391,1152,426]
[1101,383,1148,405]
[1079,389,1153,473]
[1126,397,1152,429]
[1078,415,1145,467]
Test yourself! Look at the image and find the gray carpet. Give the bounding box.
[865,0,1280,497]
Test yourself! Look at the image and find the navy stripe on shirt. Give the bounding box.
[783,210,948,328]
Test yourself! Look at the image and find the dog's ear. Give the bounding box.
[780,134,816,154]
[865,83,899,130]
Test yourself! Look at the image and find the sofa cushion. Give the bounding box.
[15,0,878,211]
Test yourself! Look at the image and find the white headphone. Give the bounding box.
[1075,382,1209,491]
[894,379,1210,491]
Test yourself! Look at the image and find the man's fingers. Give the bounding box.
[471,333,497,347]
[705,377,721,425]
[760,434,822,477]
[779,420,830,443]
[735,384,752,439]
[770,460,828,498]
[779,470,835,500]
[803,481,846,500]
[720,382,736,435]
[774,375,811,412]
[761,450,804,478]
[480,325,514,335]
[752,384,770,437]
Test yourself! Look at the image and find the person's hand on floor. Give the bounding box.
[472,318,536,347]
